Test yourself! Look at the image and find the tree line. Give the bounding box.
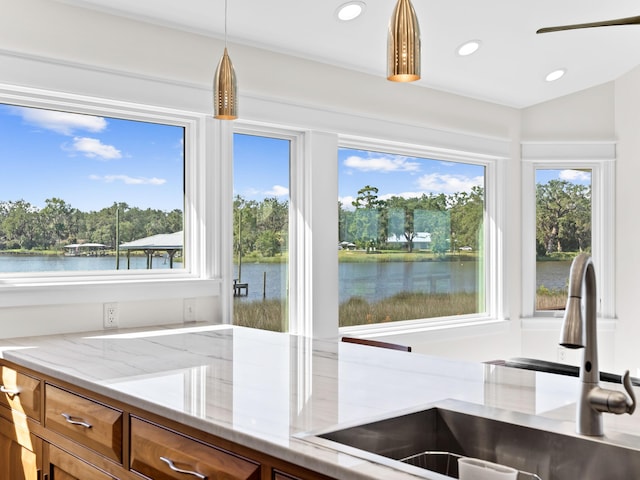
[234,195,288,258]
[0,198,183,251]
[232,186,484,258]
[3,178,585,256]
[339,185,484,254]
[337,178,590,257]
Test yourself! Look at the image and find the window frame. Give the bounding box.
[337,135,506,335]
[521,142,616,320]
[0,85,217,308]
[230,123,304,333]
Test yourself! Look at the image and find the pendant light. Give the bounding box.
[214,0,238,119]
[387,0,421,82]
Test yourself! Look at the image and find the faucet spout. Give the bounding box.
[560,254,636,436]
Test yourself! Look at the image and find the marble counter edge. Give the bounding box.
[1,348,440,480]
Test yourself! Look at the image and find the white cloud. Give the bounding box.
[71,137,122,160]
[16,107,107,135]
[417,173,483,194]
[90,174,166,185]
[379,191,423,201]
[339,195,356,210]
[559,169,591,182]
[266,185,289,197]
[343,154,420,173]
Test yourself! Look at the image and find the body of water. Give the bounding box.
[235,260,573,303]
[0,254,177,273]
[234,261,478,304]
[536,260,571,290]
[1,255,571,303]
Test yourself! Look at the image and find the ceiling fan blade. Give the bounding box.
[537,15,640,34]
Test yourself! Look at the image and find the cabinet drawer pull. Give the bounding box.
[61,413,92,428]
[160,456,207,479]
[0,385,20,395]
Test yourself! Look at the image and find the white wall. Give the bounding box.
[2,0,524,362]
[521,82,616,142]
[613,65,640,376]
[520,81,628,373]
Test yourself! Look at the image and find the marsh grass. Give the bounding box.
[338,291,479,327]
[234,287,570,332]
[536,285,567,311]
[337,250,476,263]
[233,291,480,332]
[233,299,287,332]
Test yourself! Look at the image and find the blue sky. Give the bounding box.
[233,135,593,209]
[233,135,487,208]
[0,104,184,212]
[338,148,485,209]
[5,109,586,215]
[233,133,291,200]
[536,168,591,186]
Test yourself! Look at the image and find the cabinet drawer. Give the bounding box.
[0,365,41,420]
[45,384,123,463]
[131,417,260,480]
[48,443,115,480]
[273,469,334,480]
[274,473,301,480]
[0,413,42,480]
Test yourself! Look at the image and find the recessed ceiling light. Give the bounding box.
[545,69,566,82]
[336,1,366,21]
[457,40,481,56]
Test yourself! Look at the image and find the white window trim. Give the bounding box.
[229,122,306,332]
[521,141,616,320]
[337,134,507,336]
[0,84,218,307]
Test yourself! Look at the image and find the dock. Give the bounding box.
[233,279,248,296]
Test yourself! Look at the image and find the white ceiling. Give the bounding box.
[53,0,640,108]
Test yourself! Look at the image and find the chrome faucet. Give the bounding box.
[560,253,636,436]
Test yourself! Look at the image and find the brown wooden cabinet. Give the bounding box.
[0,411,42,480]
[0,358,338,480]
[45,383,123,463]
[0,364,43,480]
[130,416,260,480]
[47,443,117,480]
[273,471,303,480]
[0,364,41,420]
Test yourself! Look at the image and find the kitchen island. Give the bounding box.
[1,323,639,479]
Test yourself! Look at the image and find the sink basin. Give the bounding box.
[300,400,640,480]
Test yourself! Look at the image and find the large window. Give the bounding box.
[0,104,185,274]
[0,87,213,309]
[232,132,290,332]
[521,143,615,320]
[535,169,592,311]
[338,146,487,327]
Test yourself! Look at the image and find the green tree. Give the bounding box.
[350,185,382,250]
[536,180,591,255]
[414,194,449,256]
[1,200,41,249]
[256,230,280,256]
[450,186,484,250]
[40,197,79,247]
[385,196,421,252]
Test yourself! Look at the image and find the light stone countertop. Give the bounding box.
[1,323,639,479]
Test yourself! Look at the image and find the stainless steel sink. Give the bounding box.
[299,400,640,480]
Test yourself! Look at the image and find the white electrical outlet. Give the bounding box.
[183,298,196,322]
[103,302,119,328]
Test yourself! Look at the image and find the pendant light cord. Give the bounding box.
[224,0,228,48]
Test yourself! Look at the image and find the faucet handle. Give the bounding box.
[589,370,637,415]
[622,370,636,415]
